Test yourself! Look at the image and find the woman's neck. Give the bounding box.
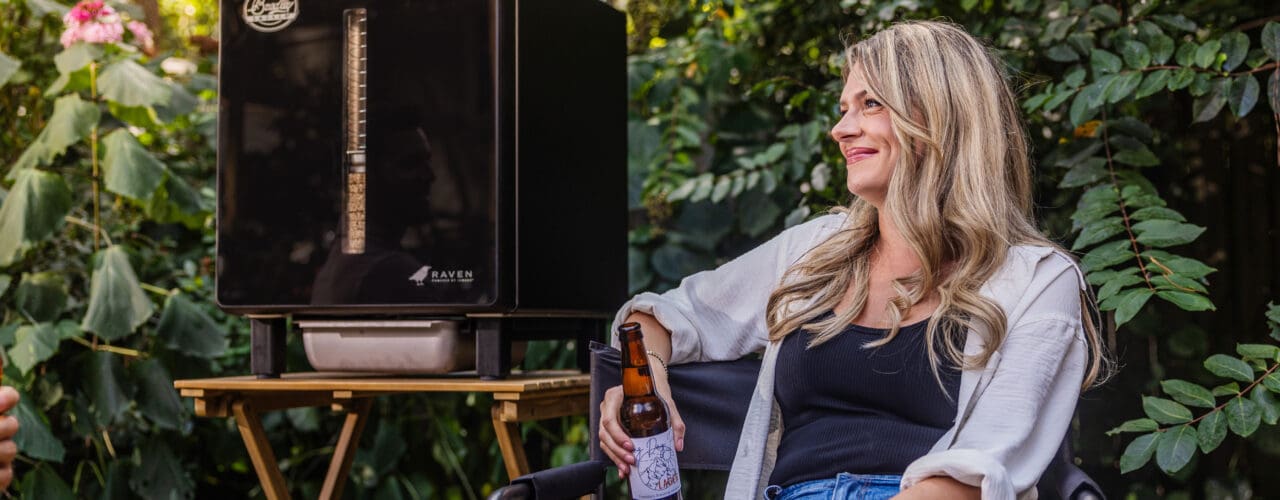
[872,209,921,274]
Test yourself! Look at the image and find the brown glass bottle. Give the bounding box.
[617,322,681,500]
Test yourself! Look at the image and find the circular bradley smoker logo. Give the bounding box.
[242,0,299,32]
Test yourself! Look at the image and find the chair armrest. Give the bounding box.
[487,459,609,500]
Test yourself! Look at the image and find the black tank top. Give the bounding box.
[768,314,962,486]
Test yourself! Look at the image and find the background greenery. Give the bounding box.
[1,0,1279,498]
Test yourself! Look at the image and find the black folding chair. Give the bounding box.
[489,343,1104,500]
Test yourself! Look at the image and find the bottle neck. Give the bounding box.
[619,330,658,397]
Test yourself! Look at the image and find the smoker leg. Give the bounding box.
[250,318,288,379]
[476,318,512,380]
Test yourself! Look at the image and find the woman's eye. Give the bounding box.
[865,98,881,108]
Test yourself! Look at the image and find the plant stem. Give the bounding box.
[64,216,114,247]
[70,336,143,358]
[1099,108,1155,290]
[1171,361,1280,429]
[89,62,100,252]
[139,282,173,297]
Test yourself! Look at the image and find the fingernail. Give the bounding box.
[625,454,634,464]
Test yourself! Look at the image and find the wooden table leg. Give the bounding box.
[320,398,373,500]
[491,404,530,481]
[233,400,291,500]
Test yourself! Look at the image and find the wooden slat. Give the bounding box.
[498,395,591,423]
[491,404,529,481]
[234,401,290,500]
[320,398,372,500]
[174,371,588,394]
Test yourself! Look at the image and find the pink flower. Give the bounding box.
[126,21,154,52]
[59,0,128,49]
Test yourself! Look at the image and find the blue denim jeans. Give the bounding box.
[763,473,903,500]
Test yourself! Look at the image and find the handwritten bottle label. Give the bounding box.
[628,428,681,499]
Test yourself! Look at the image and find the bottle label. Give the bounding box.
[627,428,681,499]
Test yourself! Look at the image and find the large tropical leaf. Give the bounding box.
[129,439,195,499]
[98,59,171,108]
[80,246,154,340]
[102,129,166,202]
[133,358,185,430]
[7,323,60,374]
[15,272,68,322]
[0,50,20,88]
[155,293,227,358]
[0,169,73,267]
[34,93,100,164]
[85,351,129,425]
[13,394,66,463]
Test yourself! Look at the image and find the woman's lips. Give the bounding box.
[845,147,878,164]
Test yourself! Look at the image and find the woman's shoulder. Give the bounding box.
[995,244,1088,324]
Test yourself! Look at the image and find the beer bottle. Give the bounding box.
[617,322,682,500]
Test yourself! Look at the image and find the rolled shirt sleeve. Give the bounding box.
[611,214,845,364]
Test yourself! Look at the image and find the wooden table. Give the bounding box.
[176,371,591,500]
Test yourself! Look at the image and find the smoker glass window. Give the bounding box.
[218,0,497,308]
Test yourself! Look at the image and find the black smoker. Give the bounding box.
[216,0,626,378]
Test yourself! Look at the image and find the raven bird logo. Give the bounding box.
[409,266,432,286]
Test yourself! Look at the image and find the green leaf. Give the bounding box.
[1136,70,1171,99]
[52,43,101,74]
[1154,290,1214,312]
[156,294,228,358]
[1107,418,1159,435]
[15,272,67,322]
[1152,14,1196,32]
[1143,251,1215,279]
[1119,433,1158,473]
[1143,396,1193,424]
[1270,69,1280,116]
[1088,4,1120,25]
[1149,35,1175,65]
[130,439,195,499]
[81,246,155,341]
[1205,354,1255,382]
[1190,73,1213,97]
[1236,343,1280,360]
[1192,78,1229,123]
[1105,72,1143,104]
[1225,396,1261,437]
[1132,220,1205,247]
[0,169,73,267]
[1175,42,1199,67]
[0,50,20,88]
[1059,158,1107,188]
[1219,32,1250,72]
[1081,239,1131,272]
[98,60,171,108]
[1262,22,1280,60]
[1091,49,1123,75]
[1131,206,1186,222]
[102,129,166,202]
[7,323,60,374]
[1264,372,1280,393]
[1198,410,1227,453]
[21,465,74,500]
[1113,147,1159,167]
[1072,184,1120,229]
[1228,75,1260,117]
[33,94,100,164]
[1167,67,1195,91]
[1161,379,1215,408]
[1045,45,1079,62]
[86,351,129,425]
[24,0,70,17]
[710,176,731,202]
[1072,216,1124,250]
[1213,382,1241,396]
[1254,386,1280,425]
[1194,39,1221,68]
[1156,424,1197,474]
[1155,273,1207,294]
[134,359,185,430]
[1121,41,1152,69]
[1115,288,1155,326]
[1097,273,1145,302]
[13,397,66,463]
[1069,81,1105,126]
[650,242,712,281]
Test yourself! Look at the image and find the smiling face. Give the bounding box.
[831,64,899,207]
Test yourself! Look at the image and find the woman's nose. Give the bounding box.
[830,112,860,143]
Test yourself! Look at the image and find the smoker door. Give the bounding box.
[216,0,498,311]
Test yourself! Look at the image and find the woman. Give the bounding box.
[598,20,1108,500]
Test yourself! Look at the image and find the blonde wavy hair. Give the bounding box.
[764,20,1107,390]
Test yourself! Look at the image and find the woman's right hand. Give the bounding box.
[598,384,686,479]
